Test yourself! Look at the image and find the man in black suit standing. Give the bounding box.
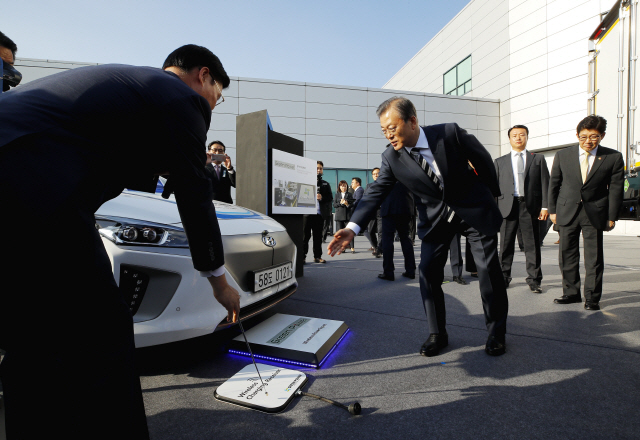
[303,161,333,263]
[364,167,383,256]
[548,115,624,310]
[495,125,550,293]
[377,181,416,281]
[0,45,240,439]
[329,97,508,357]
[205,140,236,204]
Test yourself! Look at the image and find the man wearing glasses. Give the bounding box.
[548,115,624,310]
[0,44,239,438]
[206,140,236,204]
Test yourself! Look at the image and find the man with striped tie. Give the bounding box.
[328,97,508,357]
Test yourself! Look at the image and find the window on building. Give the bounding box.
[443,55,472,96]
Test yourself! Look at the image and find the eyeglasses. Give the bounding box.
[209,147,225,153]
[381,126,398,136]
[214,80,225,106]
[578,135,601,142]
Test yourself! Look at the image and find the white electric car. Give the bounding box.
[95,189,297,348]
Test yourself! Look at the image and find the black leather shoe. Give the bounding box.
[485,336,506,356]
[528,283,543,293]
[314,258,326,264]
[452,276,467,285]
[420,332,448,357]
[554,295,582,304]
[378,273,394,281]
[504,277,511,288]
[584,302,601,310]
[402,272,415,279]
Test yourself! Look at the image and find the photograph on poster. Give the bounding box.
[272,149,317,214]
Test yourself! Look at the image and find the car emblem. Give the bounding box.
[262,235,276,247]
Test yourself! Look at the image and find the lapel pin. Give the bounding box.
[598,157,602,160]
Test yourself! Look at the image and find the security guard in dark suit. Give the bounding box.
[0,45,240,439]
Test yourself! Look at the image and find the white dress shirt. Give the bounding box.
[346,129,439,234]
[579,146,598,176]
[511,149,527,197]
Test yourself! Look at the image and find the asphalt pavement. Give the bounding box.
[1,232,639,439]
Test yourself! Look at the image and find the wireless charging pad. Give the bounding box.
[228,314,349,368]
[214,363,308,413]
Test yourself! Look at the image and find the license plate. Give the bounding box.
[253,262,293,292]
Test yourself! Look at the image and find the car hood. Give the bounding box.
[96,191,285,235]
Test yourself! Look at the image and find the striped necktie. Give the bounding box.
[409,148,457,224]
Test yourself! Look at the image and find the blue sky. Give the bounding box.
[4,0,471,88]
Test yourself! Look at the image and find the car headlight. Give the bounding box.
[95,216,189,248]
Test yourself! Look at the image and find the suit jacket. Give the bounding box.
[548,145,624,230]
[318,177,333,218]
[205,163,236,204]
[352,186,364,210]
[333,191,354,222]
[350,123,502,239]
[380,182,415,217]
[0,64,224,272]
[495,151,550,217]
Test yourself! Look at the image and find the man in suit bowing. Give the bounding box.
[205,140,236,204]
[548,115,624,310]
[495,125,550,293]
[328,97,508,356]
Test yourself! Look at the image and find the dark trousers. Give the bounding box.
[0,209,149,440]
[381,214,416,275]
[303,214,324,258]
[449,233,462,277]
[558,205,604,303]
[419,218,508,340]
[364,212,382,250]
[336,220,355,249]
[322,215,332,240]
[500,198,542,284]
[465,238,477,273]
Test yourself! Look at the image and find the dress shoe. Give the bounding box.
[584,302,601,311]
[528,283,543,293]
[367,247,375,251]
[504,277,512,288]
[402,272,415,279]
[378,273,394,281]
[452,276,467,285]
[485,336,506,356]
[374,251,382,258]
[469,272,478,278]
[314,258,326,264]
[420,332,448,357]
[554,295,582,304]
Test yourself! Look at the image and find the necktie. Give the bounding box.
[580,153,589,183]
[409,149,456,223]
[216,165,221,180]
[517,152,525,196]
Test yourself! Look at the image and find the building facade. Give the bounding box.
[15,57,500,202]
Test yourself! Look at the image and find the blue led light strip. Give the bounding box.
[228,329,350,369]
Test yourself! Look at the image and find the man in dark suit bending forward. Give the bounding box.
[328,97,508,356]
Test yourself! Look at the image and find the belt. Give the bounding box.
[515,196,525,202]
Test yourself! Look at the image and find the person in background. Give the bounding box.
[364,168,382,257]
[447,234,467,284]
[548,115,624,310]
[377,181,416,281]
[0,31,21,92]
[333,180,355,252]
[303,161,333,263]
[347,176,364,253]
[205,140,235,204]
[494,125,549,293]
